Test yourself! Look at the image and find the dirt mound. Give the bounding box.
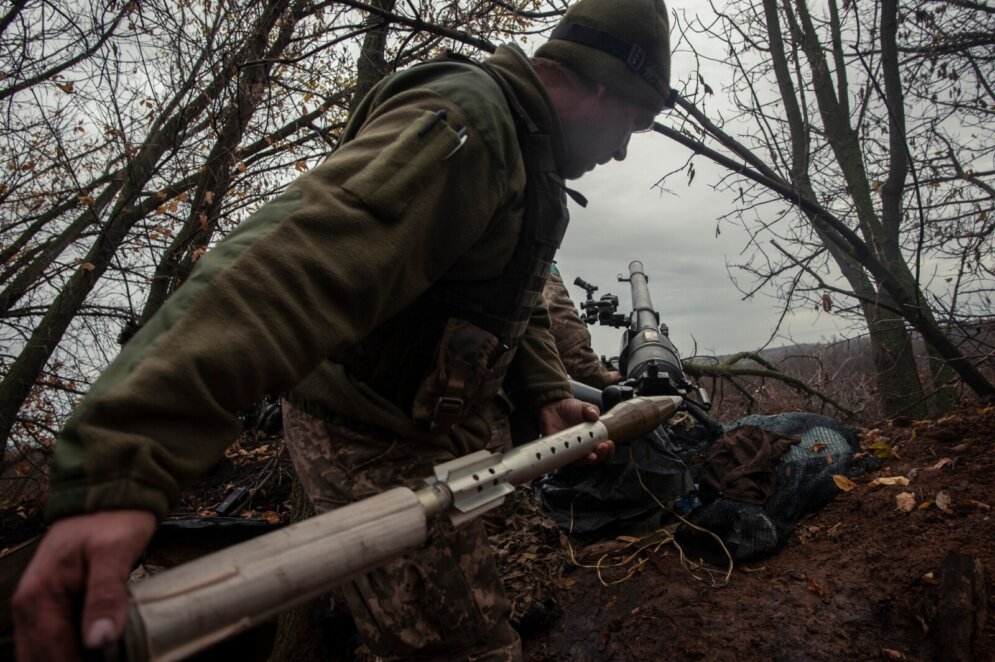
[525,404,995,661]
[2,405,991,661]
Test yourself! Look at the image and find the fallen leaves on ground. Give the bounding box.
[895,492,917,512]
[926,457,954,471]
[806,578,828,599]
[832,475,857,492]
[869,476,910,487]
[485,485,565,624]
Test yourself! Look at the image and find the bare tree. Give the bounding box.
[655,0,995,417]
[0,0,562,464]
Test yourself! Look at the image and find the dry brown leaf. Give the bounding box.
[870,476,911,487]
[926,457,954,471]
[918,500,934,510]
[895,492,916,512]
[260,511,281,525]
[935,491,952,511]
[806,578,828,599]
[80,262,95,271]
[832,475,857,492]
[810,443,828,453]
[867,440,892,458]
[967,499,991,511]
[921,571,938,586]
[881,649,907,661]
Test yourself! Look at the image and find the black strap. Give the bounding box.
[550,21,673,105]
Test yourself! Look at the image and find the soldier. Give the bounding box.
[13,0,673,660]
[544,265,621,389]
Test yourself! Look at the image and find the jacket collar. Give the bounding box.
[484,44,569,175]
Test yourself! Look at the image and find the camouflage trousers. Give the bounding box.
[282,400,521,662]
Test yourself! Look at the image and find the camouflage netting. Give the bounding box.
[675,412,865,563]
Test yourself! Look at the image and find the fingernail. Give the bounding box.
[86,618,115,648]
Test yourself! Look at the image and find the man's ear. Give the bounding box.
[575,83,607,115]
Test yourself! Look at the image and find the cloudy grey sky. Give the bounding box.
[547,0,849,360]
[554,137,848,359]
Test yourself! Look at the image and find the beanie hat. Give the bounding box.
[535,0,674,112]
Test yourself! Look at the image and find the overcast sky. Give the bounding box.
[553,138,849,359]
[545,0,851,360]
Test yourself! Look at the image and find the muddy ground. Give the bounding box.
[1,403,992,661]
[524,404,994,662]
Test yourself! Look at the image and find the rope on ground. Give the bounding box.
[565,447,734,589]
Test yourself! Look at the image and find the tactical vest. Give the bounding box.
[339,56,572,433]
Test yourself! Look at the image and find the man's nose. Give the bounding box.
[613,138,629,162]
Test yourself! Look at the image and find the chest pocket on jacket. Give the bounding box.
[343,109,464,221]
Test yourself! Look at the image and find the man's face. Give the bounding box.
[559,88,656,180]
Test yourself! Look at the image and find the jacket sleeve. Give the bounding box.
[543,271,613,389]
[502,296,573,413]
[45,88,516,521]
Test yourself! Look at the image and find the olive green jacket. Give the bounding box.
[46,45,572,521]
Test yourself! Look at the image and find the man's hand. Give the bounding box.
[537,397,613,463]
[13,509,156,662]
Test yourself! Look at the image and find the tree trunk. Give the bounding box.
[866,302,927,418]
[139,3,300,326]
[762,0,926,417]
